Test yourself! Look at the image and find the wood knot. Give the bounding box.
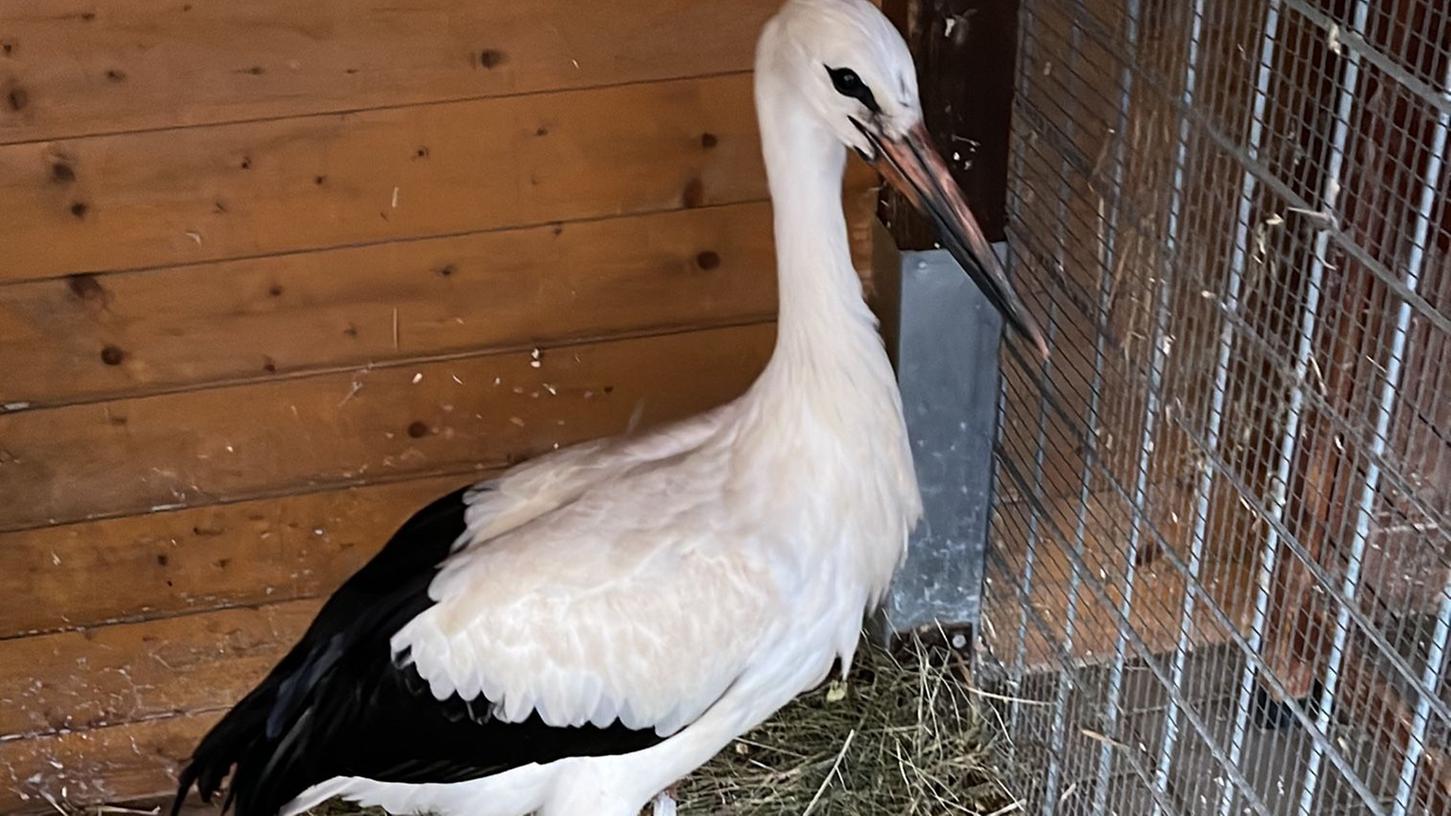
[695,251,721,270]
[7,87,28,111]
[406,420,431,439]
[70,201,89,219]
[681,177,705,208]
[51,162,76,183]
[700,132,719,149]
[478,49,507,69]
[66,273,105,301]
[100,345,125,366]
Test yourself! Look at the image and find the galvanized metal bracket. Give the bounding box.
[872,246,1005,647]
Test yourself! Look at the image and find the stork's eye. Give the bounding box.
[826,66,881,114]
[828,67,862,93]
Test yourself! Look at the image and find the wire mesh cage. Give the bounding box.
[979,0,1451,813]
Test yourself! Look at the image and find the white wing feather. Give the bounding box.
[392,414,781,737]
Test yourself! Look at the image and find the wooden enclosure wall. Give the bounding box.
[0,2,877,809]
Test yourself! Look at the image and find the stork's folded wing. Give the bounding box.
[391,458,781,738]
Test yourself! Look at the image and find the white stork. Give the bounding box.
[171,1,1047,815]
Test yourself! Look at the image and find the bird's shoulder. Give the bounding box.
[390,441,782,737]
[455,403,736,545]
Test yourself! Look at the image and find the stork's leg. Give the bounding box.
[649,789,678,816]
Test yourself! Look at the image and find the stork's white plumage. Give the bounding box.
[172,2,1046,815]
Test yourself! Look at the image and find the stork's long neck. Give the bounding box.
[734,64,912,480]
[751,71,890,396]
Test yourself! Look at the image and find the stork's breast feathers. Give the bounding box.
[390,487,780,738]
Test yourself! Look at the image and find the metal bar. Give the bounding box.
[995,448,1274,816]
[1213,5,1285,815]
[984,539,1191,816]
[1043,15,1094,815]
[1005,221,1444,689]
[1380,54,1451,816]
[1036,0,1451,340]
[1290,3,1374,813]
[998,335,1390,815]
[1025,302,1057,812]
[1088,2,1144,810]
[1396,591,1451,815]
[1281,0,1451,118]
[1011,89,1451,544]
[1006,0,1042,745]
[1147,2,1207,809]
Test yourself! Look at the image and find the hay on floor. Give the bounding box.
[309,638,1016,816]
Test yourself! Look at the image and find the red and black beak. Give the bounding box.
[860,120,1049,360]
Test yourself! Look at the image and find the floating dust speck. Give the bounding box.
[338,381,364,407]
[411,373,423,384]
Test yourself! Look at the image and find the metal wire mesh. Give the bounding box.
[981,0,1451,813]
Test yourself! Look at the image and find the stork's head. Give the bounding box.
[761,0,1049,360]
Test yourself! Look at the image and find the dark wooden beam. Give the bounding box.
[880,0,1020,249]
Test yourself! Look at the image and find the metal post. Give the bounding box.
[1378,55,1451,816]
[1291,3,1375,813]
[1006,0,1043,744]
[1043,16,1092,815]
[1092,0,1176,808]
[1207,5,1283,815]
[1146,1,1208,808]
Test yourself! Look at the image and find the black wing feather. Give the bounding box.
[172,485,665,816]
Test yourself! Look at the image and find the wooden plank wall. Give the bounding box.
[0,1,879,809]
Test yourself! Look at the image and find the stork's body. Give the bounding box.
[173,3,1045,815]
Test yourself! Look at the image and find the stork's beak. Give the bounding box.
[860,120,1049,361]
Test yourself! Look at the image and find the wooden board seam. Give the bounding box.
[0,311,779,415]
[0,197,776,293]
[0,69,752,150]
[0,318,778,535]
[0,477,500,643]
[2,704,233,746]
